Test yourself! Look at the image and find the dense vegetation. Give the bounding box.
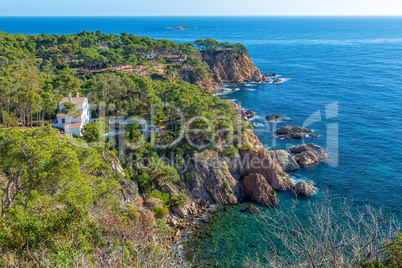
[0,31,253,266]
[0,31,248,127]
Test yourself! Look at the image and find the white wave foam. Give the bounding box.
[289,176,319,195]
[273,78,290,84]
[213,87,241,96]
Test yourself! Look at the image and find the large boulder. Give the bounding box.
[171,202,198,218]
[290,143,331,166]
[270,150,299,171]
[188,150,244,205]
[240,148,293,191]
[294,181,315,196]
[243,173,279,206]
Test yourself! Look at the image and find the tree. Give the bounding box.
[0,126,91,215]
[193,39,204,50]
[82,120,110,143]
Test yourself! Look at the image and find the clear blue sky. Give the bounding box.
[0,0,401,16]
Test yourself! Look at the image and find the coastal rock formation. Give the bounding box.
[266,114,286,120]
[275,125,313,139]
[294,181,315,196]
[120,178,140,204]
[223,100,255,121]
[273,78,283,84]
[245,110,255,120]
[290,143,331,166]
[171,202,198,218]
[243,173,279,206]
[240,148,293,191]
[262,73,277,82]
[200,50,261,90]
[188,150,244,205]
[269,150,299,171]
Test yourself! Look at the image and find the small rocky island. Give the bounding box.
[275,125,314,139]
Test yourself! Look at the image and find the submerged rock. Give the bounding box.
[241,204,261,215]
[269,150,299,171]
[243,173,279,206]
[294,181,315,196]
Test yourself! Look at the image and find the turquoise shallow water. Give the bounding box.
[1,16,401,266]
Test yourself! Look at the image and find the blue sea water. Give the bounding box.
[1,16,401,266]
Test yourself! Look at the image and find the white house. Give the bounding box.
[51,93,90,136]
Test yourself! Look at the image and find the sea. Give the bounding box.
[1,16,401,266]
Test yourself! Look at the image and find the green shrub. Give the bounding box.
[169,193,190,208]
[224,145,238,157]
[153,206,169,218]
[240,143,253,151]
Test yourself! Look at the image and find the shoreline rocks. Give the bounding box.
[294,181,315,196]
[243,173,280,206]
[269,150,300,171]
[290,143,331,166]
[223,99,255,121]
[261,73,277,82]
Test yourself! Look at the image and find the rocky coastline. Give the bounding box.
[116,52,331,263]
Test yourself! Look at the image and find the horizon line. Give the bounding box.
[1,14,402,17]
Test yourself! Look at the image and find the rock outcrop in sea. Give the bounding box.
[275,125,313,139]
[200,50,261,93]
[294,181,315,196]
[290,143,331,166]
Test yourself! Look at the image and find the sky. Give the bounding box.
[0,0,401,16]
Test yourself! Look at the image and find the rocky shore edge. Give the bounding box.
[170,98,331,263]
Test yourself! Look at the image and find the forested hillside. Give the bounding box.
[0,32,257,266]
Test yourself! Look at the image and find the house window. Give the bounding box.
[62,119,65,124]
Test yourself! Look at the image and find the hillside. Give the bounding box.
[0,32,286,266]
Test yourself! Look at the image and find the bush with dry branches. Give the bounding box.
[245,193,401,268]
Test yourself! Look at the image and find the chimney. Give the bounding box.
[76,92,80,98]
[68,93,72,102]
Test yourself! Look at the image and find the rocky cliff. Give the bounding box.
[200,50,262,93]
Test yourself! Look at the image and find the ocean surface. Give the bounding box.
[1,16,401,266]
